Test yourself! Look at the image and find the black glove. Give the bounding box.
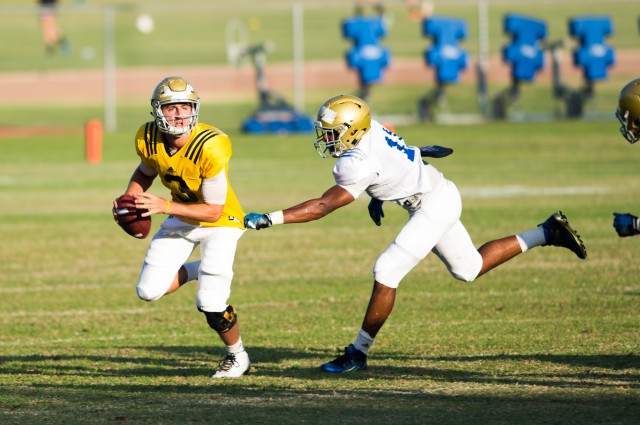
[613,212,640,237]
[419,145,453,158]
[368,198,384,226]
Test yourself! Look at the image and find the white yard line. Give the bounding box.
[0,333,161,347]
[0,283,132,293]
[460,185,610,198]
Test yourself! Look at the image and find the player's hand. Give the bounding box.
[112,199,119,222]
[613,212,640,237]
[244,212,272,230]
[368,198,384,226]
[419,145,453,158]
[135,192,168,217]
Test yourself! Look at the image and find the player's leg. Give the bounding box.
[436,210,587,282]
[360,281,396,338]
[432,220,484,282]
[475,210,588,276]
[39,10,58,51]
[164,260,200,295]
[196,227,249,378]
[536,211,587,259]
[476,211,588,270]
[136,231,196,302]
[476,236,523,277]
[38,3,68,55]
[321,180,461,373]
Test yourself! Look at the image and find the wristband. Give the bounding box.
[165,200,171,214]
[267,210,284,225]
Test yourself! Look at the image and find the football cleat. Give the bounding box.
[538,211,587,259]
[320,344,367,373]
[211,350,250,378]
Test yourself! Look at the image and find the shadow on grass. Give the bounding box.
[1,346,639,380]
[1,347,639,424]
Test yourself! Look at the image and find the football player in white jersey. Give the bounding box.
[613,78,640,237]
[244,94,587,373]
[116,77,250,378]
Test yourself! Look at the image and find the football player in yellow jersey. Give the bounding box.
[117,76,250,378]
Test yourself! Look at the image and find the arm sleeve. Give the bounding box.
[202,168,228,204]
[139,162,157,177]
[338,172,377,199]
[332,153,376,199]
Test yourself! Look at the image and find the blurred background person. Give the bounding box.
[38,0,70,56]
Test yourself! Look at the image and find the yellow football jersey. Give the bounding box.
[134,122,245,229]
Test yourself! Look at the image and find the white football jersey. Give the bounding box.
[333,120,443,210]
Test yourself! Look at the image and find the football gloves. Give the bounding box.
[368,198,384,226]
[419,145,453,158]
[613,212,640,237]
[244,212,272,230]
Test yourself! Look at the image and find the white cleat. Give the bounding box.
[211,350,250,378]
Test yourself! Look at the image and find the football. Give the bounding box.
[113,194,151,239]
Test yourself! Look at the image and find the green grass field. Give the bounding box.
[1,113,639,424]
[1,0,638,71]
[1,0,639,423]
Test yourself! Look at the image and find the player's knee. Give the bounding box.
[448,257,482,283]
[136,263,176,302]
[451,270,477,283]
[200,305,237,333]
[136,284,164,302]
[373,243,421,289]
[196,271,232,311]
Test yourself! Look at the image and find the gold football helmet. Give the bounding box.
[313,94,371,158]
[150,76,200,136]
[616,78,640,144]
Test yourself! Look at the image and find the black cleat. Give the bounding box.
[320,344,367,373]
[538,211,587,259]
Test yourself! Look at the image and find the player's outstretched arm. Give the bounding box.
[244,185,355,230]
[613,212,640,237]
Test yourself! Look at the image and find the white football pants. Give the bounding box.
[373,178,483,288]
[136,216,244,312]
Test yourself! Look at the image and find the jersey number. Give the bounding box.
[382,127,415,161]
[164,174,199,203]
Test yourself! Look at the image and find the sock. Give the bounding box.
[183,261,200,281]
[227,337,244,354]
[515,228,546,252]
[353,329,374,355]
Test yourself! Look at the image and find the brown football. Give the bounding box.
[113,194,151,239]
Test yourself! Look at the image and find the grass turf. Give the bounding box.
[0,116,638,424]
